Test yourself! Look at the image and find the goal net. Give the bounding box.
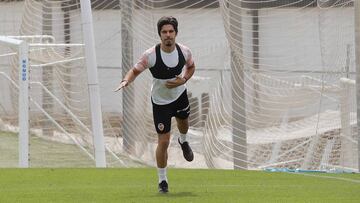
[0,0,358,171]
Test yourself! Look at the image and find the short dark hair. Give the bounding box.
[157,16,178,36]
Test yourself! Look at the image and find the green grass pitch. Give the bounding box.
[1,131,359,202]
[0,168,359,203]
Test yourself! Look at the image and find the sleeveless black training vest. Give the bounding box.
[149,43,186,79]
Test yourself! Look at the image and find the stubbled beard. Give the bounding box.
[165,40,172,46]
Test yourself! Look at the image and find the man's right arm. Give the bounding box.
[114,52,149,92]
[114,67,142,92]
[114,47,153,92]
[123,67,142,85]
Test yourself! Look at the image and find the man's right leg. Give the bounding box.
[156,132,170,168]
[152,99,172,193]
[156,132,170,193]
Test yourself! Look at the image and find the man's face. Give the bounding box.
[160,24,176,47]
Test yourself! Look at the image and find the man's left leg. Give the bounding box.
[156,132,170,193]
[176,117,188,142]
[176,117,194,162]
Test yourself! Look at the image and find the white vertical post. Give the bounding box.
[355,0,360,172]
[230,0,247,170]
[80,0,106,167]
[0,36,29,168]
[18,41,29,168]
[340,78,355,169]
[121,0,135,154]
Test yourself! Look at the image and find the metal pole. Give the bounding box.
[230,0,247,170]
[121,0,135,154]
[251,9,260,113]
[354,0,360,172]
[42,1,54,137]
[80,0,106,167]
[18,41,29,168]
[0,36,29,167]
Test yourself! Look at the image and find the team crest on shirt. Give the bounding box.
[158,123,164,131]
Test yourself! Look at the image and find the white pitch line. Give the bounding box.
[289,172,360,184]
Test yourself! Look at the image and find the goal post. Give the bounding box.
[0,33,107,168]
[80,0,106,168]
[0,0,109,168]
[0,36,29,168]
[355,0,360,172]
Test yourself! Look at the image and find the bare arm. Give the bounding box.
[114,67,142,92]
[182,63,195,83]
[165,63,195,89]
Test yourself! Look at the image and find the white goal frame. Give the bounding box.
[0,34,107,168]
[0,0,106,168]
[0,36,29,168]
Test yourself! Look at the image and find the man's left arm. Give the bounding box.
[182,62,195,83]
[165,46,195,88]
[165,62,195,88]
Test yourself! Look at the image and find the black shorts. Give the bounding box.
[152,90,190,134]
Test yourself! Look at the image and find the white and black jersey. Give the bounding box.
[134,43,194,105]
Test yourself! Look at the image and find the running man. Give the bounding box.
[115,16,195,193]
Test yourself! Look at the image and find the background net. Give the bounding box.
[0,0,358,171]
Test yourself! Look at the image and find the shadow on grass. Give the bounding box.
[156,192,197,198]
[125,191,197,199]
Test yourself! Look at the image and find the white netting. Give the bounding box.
[0,0,358,171]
